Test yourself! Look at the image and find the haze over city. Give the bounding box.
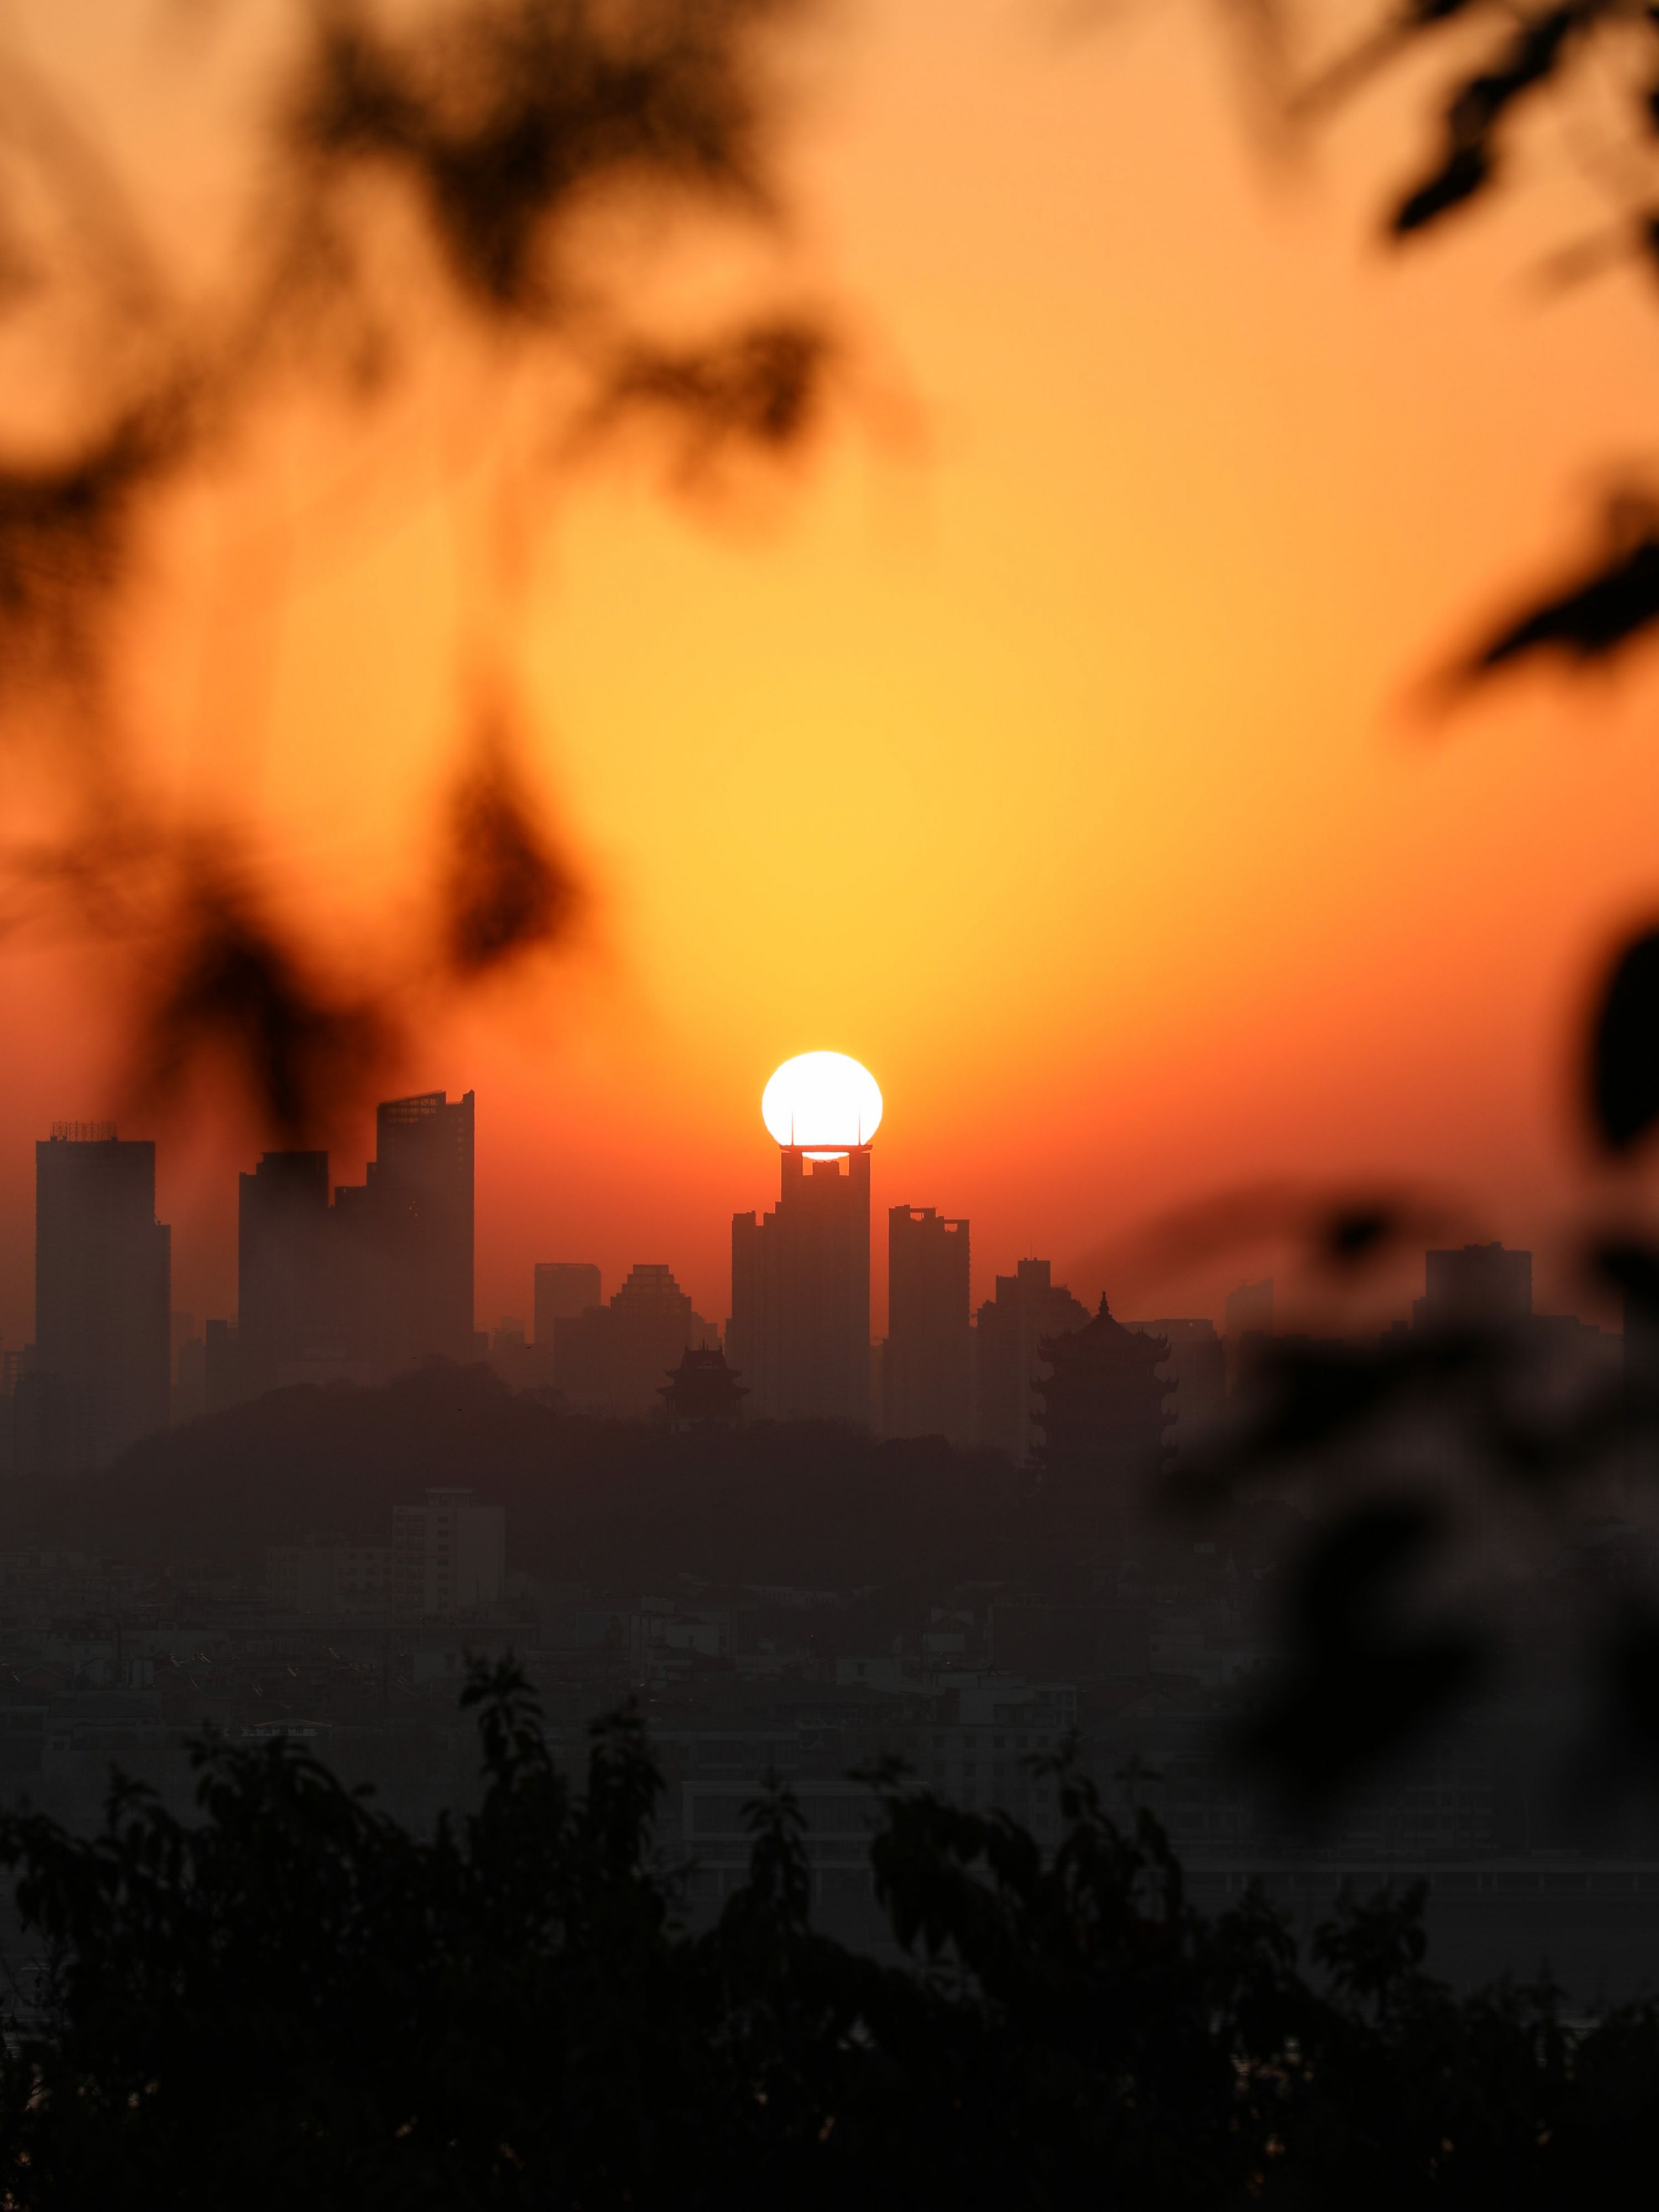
[4,0,1659,2198]
[1,1,1657,1350]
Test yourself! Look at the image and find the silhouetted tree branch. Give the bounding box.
[0,1657,1653,2206]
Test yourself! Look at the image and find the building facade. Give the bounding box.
[884,1206,972,1444]
[1415,1243,1532,1331]
[29,1124,170,1471]
[974,1258,1091,1465]
[534,1262,602,1352]
[729,1146,872,1425]
[392,1487,505,1617]
[238,1150,335,1383]
[333,1091,477,1376]
[1123,1316,1227,1463]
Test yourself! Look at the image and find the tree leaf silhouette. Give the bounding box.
[1478,534,1659,668]
[1388,8,1586,239]
[444,715,581,976]
[1589,926,1659,1151]
[139,870,392,1140]
[577,317,836,484]
[1240,1499,1483,1806]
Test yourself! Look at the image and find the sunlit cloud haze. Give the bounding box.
[3,0,1659,1347]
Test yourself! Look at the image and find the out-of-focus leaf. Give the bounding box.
[1239,1499,1482,1807]
[1589,927,1659,1151]
[1320,1205,1398,1264]
[1464,531,1659,672]
[288,0,803,320]
[0,404,180,692]
[575,317,835,485]
[443,717,580,976]
[1393,140,1490,232]
[1598,1238,1659,1321]
[1389,7,1587,239]
[138,872,391,1141]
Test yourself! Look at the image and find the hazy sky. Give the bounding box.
[3,0,1659,1345]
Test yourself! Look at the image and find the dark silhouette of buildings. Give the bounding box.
[535,1263,601,1352]
[553,1263,717,1417]
[1225,1278,1274,1336]
[239,1151,336,1382]
[884,1206,972,1444]
[335,1092,476,1374]
[1224,1277,1275,1396]
[25,1123,170,1470]
[729,1146,872,1425]
[1035,1297,1171,1493]
[660,1345,748,1429]
[1123,1316,1225,1461]
[205,1093,477,1407]
[1414,1243,1532,1331]
[392,1486,505,1616]
[974,1259,1089,1464]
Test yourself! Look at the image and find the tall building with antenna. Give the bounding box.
[727,1053,879,1427]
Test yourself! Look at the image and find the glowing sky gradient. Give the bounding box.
[3,2,1659,1347]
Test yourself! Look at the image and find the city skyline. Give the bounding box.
[0,1081,1632,1361]
[0,1067,1626,1474]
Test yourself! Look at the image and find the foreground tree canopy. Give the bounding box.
[0,1659,1650,2209]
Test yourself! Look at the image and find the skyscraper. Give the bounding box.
[335,1091,476,1374]
[1224,1278,1274,1338]
[534,1262,602,1349]
[1413,1243,1532,1330]
[729,1146,872,1425]
[974,1258,1090,1464]
[238,1150,333,1381]
[1122,1316,1226,1461]
[884,1206,972,1444]
[30,1123,170,1468]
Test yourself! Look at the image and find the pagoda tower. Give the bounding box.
[1034,1295,1171,1493]
[660,1344,748,1430]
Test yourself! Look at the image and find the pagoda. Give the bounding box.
[1034,1296,1171,1491]
[659,1345,749,1431]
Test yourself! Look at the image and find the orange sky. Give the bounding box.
[4,0,1659,1346]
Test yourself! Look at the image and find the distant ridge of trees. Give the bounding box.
[3,1362,1065,1593]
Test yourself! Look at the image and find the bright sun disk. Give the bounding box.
[761,1052,883,1151]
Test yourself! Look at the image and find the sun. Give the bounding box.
[761,1052,883,1151]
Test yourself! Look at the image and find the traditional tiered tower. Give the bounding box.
[660,1345,748,1430]
[1034,1295,1171,1495]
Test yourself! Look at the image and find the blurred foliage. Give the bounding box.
[0,0,837,1134]
[0,1655,1655,2207]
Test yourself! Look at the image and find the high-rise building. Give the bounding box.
[974,1258,1089,1465]
[1225,1279,1274,1337]
[729,1146,872,1425]
[335,1091,476,1374]
[392,1487,504,1617]
[239,1150,334,1379]
[535,1262,601,1348]
[884,1206,972,1444]
[1223,1277,1275,1396]
[1413,1243,1532,1331]
[1123,1316,1227,1462]
[30,1123,170,1469]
